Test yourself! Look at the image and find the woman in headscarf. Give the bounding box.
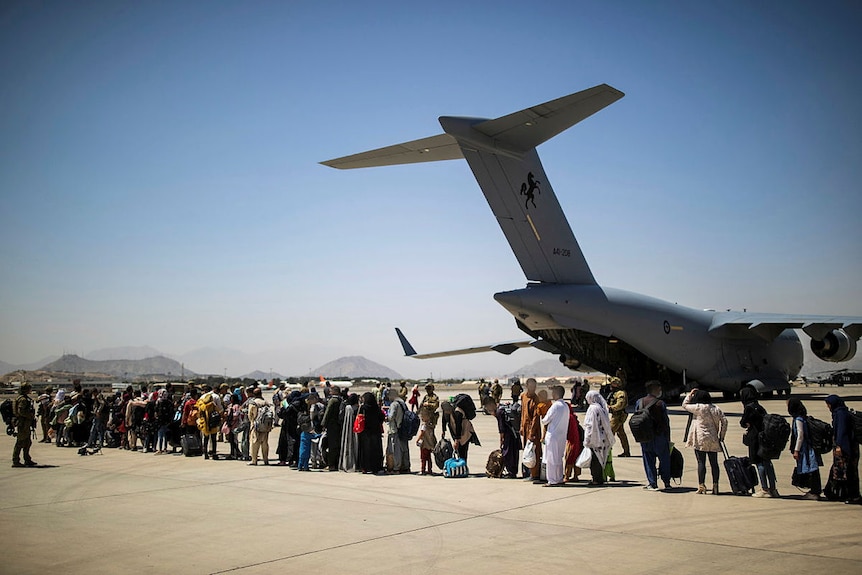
[787,398,822,500]
[356,392,384,474]
[583,390,614,485]
[740,387,778,498]
[824,395,860,503]
[682,389,728,495]
[339,393,360,472]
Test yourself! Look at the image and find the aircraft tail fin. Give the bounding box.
[322,84,624,285]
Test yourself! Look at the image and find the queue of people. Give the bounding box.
[7,377,860,504]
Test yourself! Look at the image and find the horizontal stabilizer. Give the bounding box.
[321,134,461,169]
[464,83,624,154]
[394,328,536,359]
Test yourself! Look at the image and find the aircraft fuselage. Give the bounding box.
[494,284,803,393]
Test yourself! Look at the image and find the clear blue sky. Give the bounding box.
[1,1,860,378]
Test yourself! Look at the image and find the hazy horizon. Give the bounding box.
[2,2,860,380]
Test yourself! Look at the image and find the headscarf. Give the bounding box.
[825,395,846,410]
[787,398,807,418]
[347,393,360,407]
[55,389,66,402]
[158,389,168,400]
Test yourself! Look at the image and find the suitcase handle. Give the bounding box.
[720,441,730,461]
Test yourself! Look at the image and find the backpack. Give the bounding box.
[254,403,274,433]
[157,398,174,423]
[298,412,313,434]
[504,401,521,434]
[453,393,476,420]
[433,437,453,470]
[0,399,13,426]
[629,397,658,443]
[196,394,217,432]
[757,413,790,459]
[851,409,862,445]
[806,416,833,455]
[486,449,504,478]
[397,405,421,441]
[132,404,146,428]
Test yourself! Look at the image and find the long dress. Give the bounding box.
[541,399,570,484]
[356,404,384,474]
[339,404,358,472]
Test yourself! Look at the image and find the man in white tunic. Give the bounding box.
[541,386,569,486]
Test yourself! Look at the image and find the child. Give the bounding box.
[416,407,437,475]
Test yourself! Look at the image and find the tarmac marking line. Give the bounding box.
[208,486,607,574]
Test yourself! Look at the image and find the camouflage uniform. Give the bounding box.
[607,379,630,457]
[12,384,37,467]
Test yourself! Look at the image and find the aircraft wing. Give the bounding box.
[395,328,552,359]
[709,312,862,340]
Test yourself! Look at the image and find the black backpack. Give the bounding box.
[453,393,476,420]
[806,416,833,455]
[629,397,658,443]
[504,401,521,434]
[757,413,790,459]
[851,409,862,445]
[0,399,13,426]
[298,412,313,434]
[397,405,421,441]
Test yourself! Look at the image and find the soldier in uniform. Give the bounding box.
[607,377,631,457]
[12,382,38,467]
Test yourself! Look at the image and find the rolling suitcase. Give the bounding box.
[181,434,202,457]
[721,442,757,495]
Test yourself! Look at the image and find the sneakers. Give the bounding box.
[643,485,659,491]
[803,492,821,501]
[752,490,772,498]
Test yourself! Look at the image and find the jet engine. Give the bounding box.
[810,329,857,362]
[559,354,582,370]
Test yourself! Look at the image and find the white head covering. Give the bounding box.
[55,389,66,402]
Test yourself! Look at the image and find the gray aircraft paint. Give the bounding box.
[323,84,861,395]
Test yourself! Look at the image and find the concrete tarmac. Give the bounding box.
[1,385,860,574]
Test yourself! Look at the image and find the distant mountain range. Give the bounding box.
[508,358,585,379]
[242,370,285,381]
[0,355,61,375]
[307,356,402,380]
[39,354,197,379]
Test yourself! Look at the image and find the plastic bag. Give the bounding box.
[575,446,593,469]
[522,440,537,468]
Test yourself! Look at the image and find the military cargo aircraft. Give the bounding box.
[323,84,861,397]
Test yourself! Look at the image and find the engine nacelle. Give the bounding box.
[559,354,582,370]
[810,329,857,362]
